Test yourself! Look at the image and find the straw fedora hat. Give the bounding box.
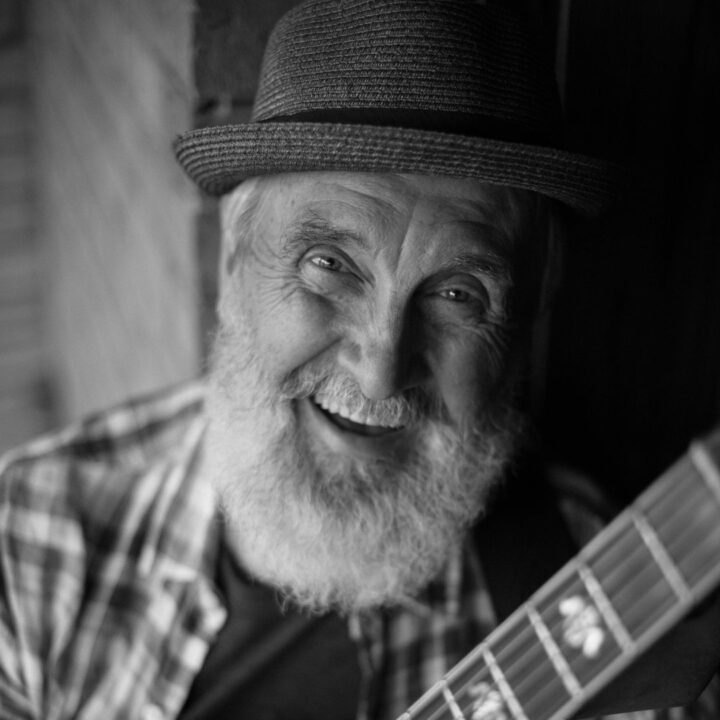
[174,0,620,215]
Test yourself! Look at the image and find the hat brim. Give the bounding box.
[173,122,623,216]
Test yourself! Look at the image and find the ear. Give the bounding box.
[217,193,235,302]
[216,179,262,302]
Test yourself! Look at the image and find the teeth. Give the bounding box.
[312,395,403,429]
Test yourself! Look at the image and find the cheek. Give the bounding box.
[250,288,341,379]
[429,333,514,424]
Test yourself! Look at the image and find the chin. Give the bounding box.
[202,381,522,614]
[201,315,524,613]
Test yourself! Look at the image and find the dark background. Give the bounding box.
[548,0,720,502]
[192,0,720,504]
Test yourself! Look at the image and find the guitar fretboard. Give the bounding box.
[398,430,720,720]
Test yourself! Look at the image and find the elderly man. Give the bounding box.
[2,1,720,719]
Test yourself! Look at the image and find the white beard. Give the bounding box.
[202,300,524,614]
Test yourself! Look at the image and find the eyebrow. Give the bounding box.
[281,212,513,285]
[441,252,512,285]
[281,212,369,258]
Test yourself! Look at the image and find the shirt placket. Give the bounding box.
[349,610,386,720]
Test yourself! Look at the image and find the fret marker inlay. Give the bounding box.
[442,682,466,720]
[526,606,582,696]
[578,563,634,652]
[397,429,720,720]
[558,595,605,658]
[467,681,508,720]
[482,647,528,720]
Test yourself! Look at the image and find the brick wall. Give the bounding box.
[31,0,200,421]
[0,1,52,453]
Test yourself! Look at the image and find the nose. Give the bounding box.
[336,312,426,401]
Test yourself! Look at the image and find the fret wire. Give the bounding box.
[620,597,681,645]
[582,510,649,580]
[399,441,720,720]
[553,600,699,720]
[490,622,542,667]
[638,457,692,509]
[494,629,563,685]
[525,605,582,697]
[585,542,670,627]
[594,554,673,610]
[690,441,720,506]
[634,462,699,530]
[590,468,699,581]
[644,479,708,538]
[696,544,720,587]
[590,537,650,591]
[645,479,716,551]
[491,537,636,682]
[644,454,697,504]
[684,549,720,595]
[577,562,634,652]
[631,510,692,602]
[507,652,572,704]
[443,442,719,720]
[664,523,720,579]
[532,566,597,640]
[590,522,704,608]
[491,624,560,687]
[660,507,720,567]
[482,646,528,720]
[492,583,581,658]
[451,666,496,705]
[455,616,566,705]
[491,618,577,701]
[641,459,697,514]
[600,560,679,611]
[652,496,715,549]
[441,682,466,720]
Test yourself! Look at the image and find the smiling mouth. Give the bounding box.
[310,397,403,437]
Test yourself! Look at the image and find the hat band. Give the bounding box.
[260,108,560,147]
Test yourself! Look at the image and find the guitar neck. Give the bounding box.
[399,429,720,720]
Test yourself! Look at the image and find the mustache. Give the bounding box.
[209,323,448,427]
[279,366,442,427]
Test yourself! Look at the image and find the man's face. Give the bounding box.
[204,172,541,612]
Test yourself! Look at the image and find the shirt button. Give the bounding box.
[142,704,164,720]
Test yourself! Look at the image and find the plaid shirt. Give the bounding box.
[0,382,717,720]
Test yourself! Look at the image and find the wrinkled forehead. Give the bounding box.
[223,171,535,247]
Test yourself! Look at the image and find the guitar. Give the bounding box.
[398,428,720,720]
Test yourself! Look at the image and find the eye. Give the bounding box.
[424,276,492,325]
[299,248,362,294]
[310,254,346,272]
[438,288,471,302]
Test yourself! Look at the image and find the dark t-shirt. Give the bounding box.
[178,458,580,720]
[178,537,361,720]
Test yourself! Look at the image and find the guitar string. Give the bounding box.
[409,451,720,719]
[444,520,691,716]
[649,496,716,551]
[493,466,697,666]
[654,512,720,586]
[647,485,720,554]
[536,513,708,704]
[424,568,706,718]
